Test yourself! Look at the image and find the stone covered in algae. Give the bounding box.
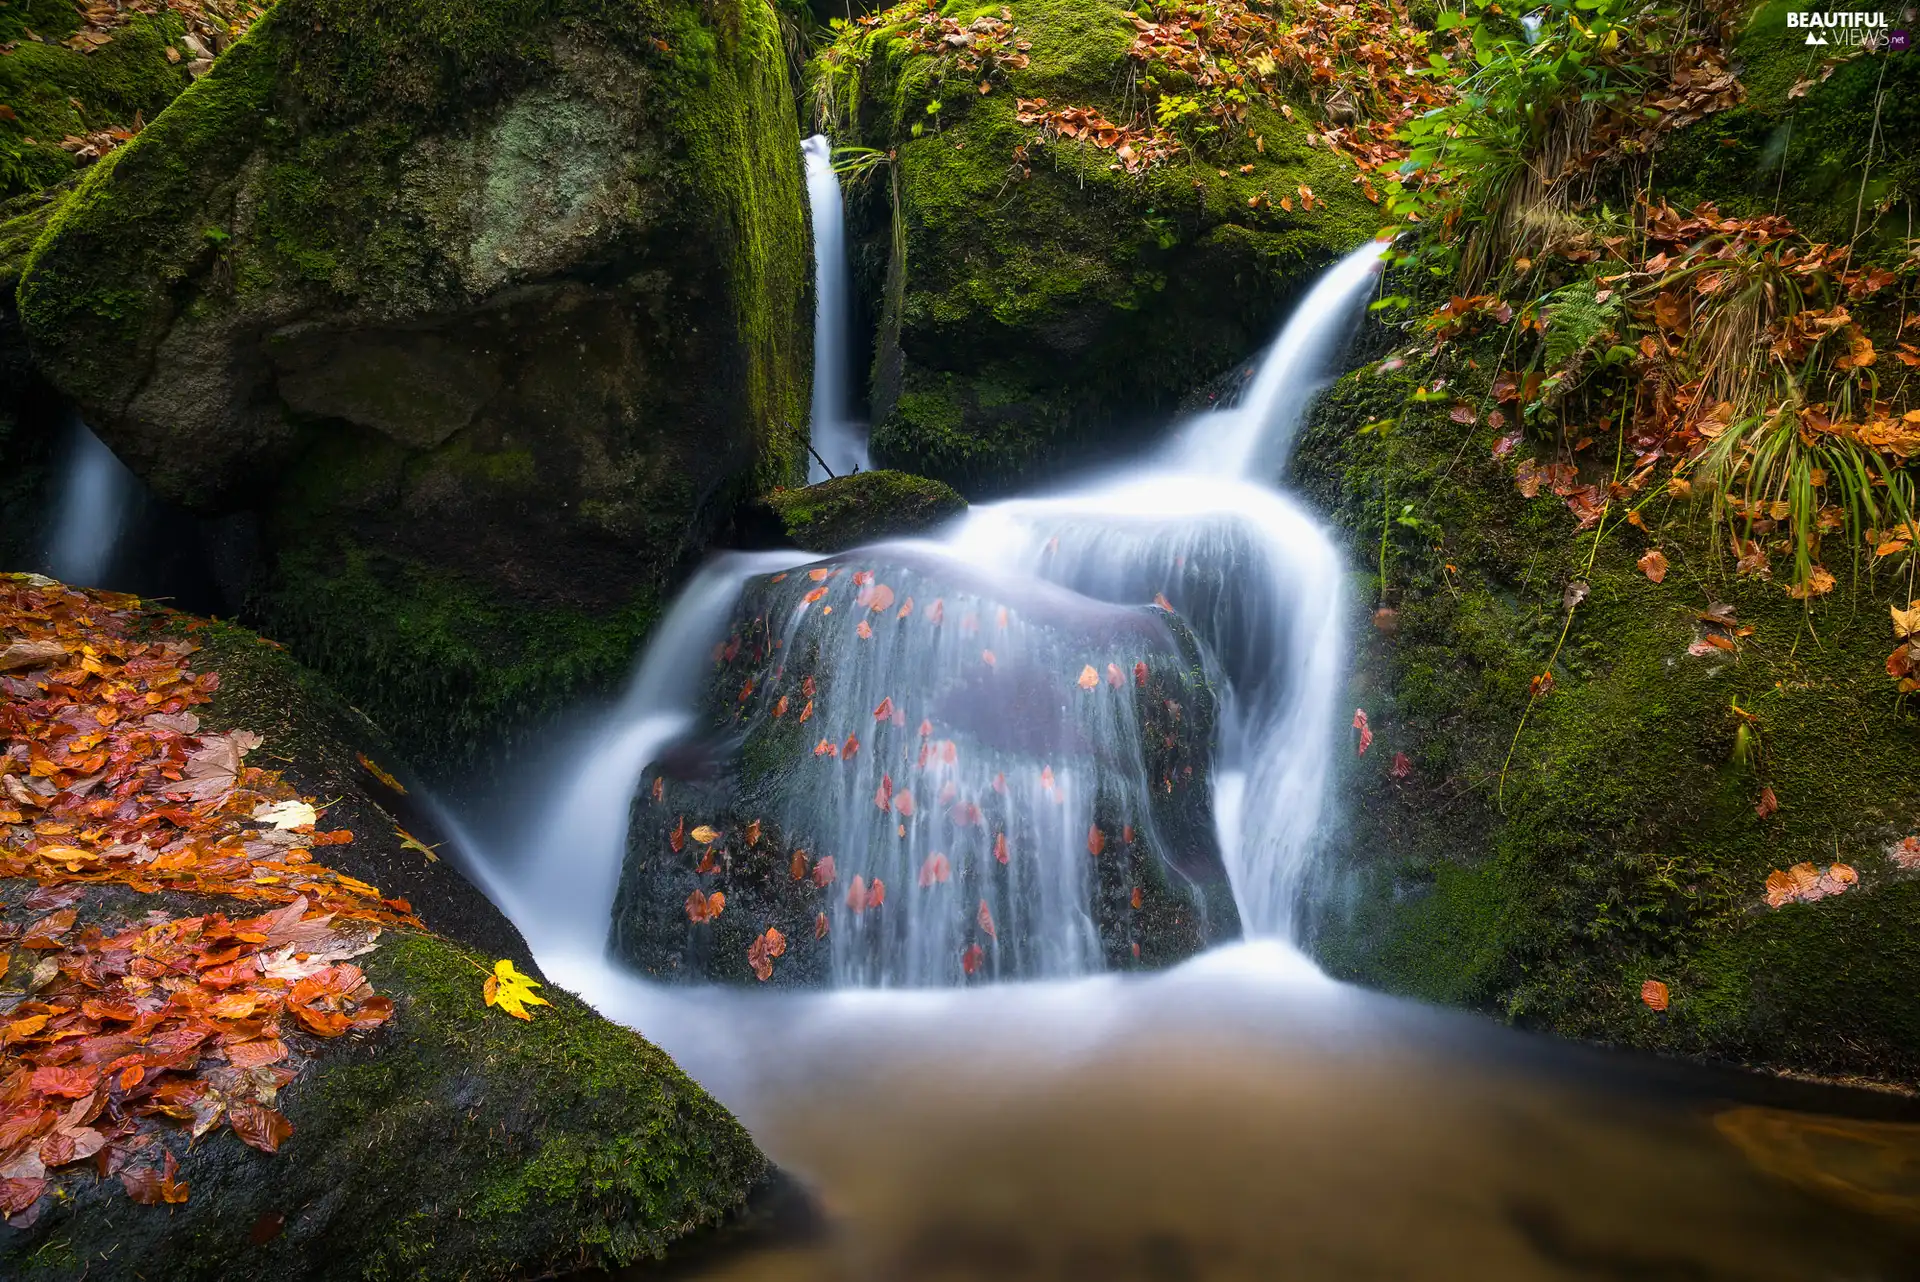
[811,0,1382,494]
[763,468,969,551]
[0,584,782,1278]
[15,0,812,773]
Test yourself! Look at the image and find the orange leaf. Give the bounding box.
[812,854,837,887]
[1640,979,1670,1012]
[1088,825,1106,856]
[1130,886,1143,909]
[1077,665,1099,690]
[994,831,1009,864]
[977,899,996,938]
[1636,549,1669,583]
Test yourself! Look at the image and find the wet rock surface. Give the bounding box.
[612,548,1239,987]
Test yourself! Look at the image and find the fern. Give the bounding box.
[1536,276,1622,408]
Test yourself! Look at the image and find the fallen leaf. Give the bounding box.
[483,959,549,1020]
[1636,549,1669,584]
[977,899,996,939]
[1641,980,1670,1012]
[1352,709,1372,755]
[1077,665,1099,690]
[1088,825,1106,856]
[961,943,986,976]
[1755,786,1778,819]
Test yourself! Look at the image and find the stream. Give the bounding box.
[418,149,1920,1279]
[29,140,1920,1281]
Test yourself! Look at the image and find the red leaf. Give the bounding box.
[961,943,986,976]
[1352,709,1373,755]
[977,899,996,938]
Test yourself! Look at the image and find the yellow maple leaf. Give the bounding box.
[690,824,720,844]
[1892,600,1920,639]
[483,959,550,1020]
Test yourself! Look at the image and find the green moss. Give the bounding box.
[1294,351,1920,1085]
[253,540,658,776]
[817,0,1379,495]
[4,933,772,1280]
[0,13,192,198]
[764,467,968,550]
[1651,0,1918,254]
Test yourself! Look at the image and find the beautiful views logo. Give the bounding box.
[1786,9,1895,46]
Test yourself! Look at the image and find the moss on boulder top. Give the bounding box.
[763,468,968,550]
[0,577,783,1276]
[812,0,1380,495]
[0,3,196,200]
[15,0,811,773]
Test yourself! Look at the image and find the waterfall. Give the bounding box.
[802,134,870,481]
[45,417,136,588]
[457,241,1386,991]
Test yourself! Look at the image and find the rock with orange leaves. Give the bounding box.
[0,576,778,1275]
[610,551,1238,985]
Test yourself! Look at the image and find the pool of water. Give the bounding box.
[549,942,1920,1281]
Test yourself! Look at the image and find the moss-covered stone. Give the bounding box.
[0,10,194,199]
[1650,0,1918,254]
[1291,349,1920,1087]
[814,0,1379,494]
[16,0,812,774]
[1,927,777,1281]
[762,468,968,551]
[0,581,784,1275]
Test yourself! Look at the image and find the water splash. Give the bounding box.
[45,418,137,588]
[802,134,870,481]
[460,240,1387,986]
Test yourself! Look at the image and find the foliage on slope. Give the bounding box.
[1295,0,1920,1083]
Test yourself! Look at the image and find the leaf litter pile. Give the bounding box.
[0,577,418,1226]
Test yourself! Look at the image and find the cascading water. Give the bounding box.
[456,240,1387,994]
[802,134,870,481]
[44,417,137,589]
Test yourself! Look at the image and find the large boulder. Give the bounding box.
[811,0,1383,493]
[612,548,1239,985]
[16,0,812,772]
[0,575,785,1276]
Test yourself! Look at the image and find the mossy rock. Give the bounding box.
[612,549,1238,984]
[1649,0,1918,255]
[812,0,1380,494]
[0,581,786,1277]
[1290,345,1920,1087]
[762,468,968,551]
[0,8,195,200]
[16,0,812,774]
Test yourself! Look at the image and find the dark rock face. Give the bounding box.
[15,0,811,770]
[612,547,1239,987]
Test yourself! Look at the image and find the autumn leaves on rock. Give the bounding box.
[0,575,411,1228]
[613,553,1237,987]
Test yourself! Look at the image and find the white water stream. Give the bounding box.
[449,240,1387,988]
[45,417,136,588]
[434,242,1920,1279]
[802,134,870,481]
